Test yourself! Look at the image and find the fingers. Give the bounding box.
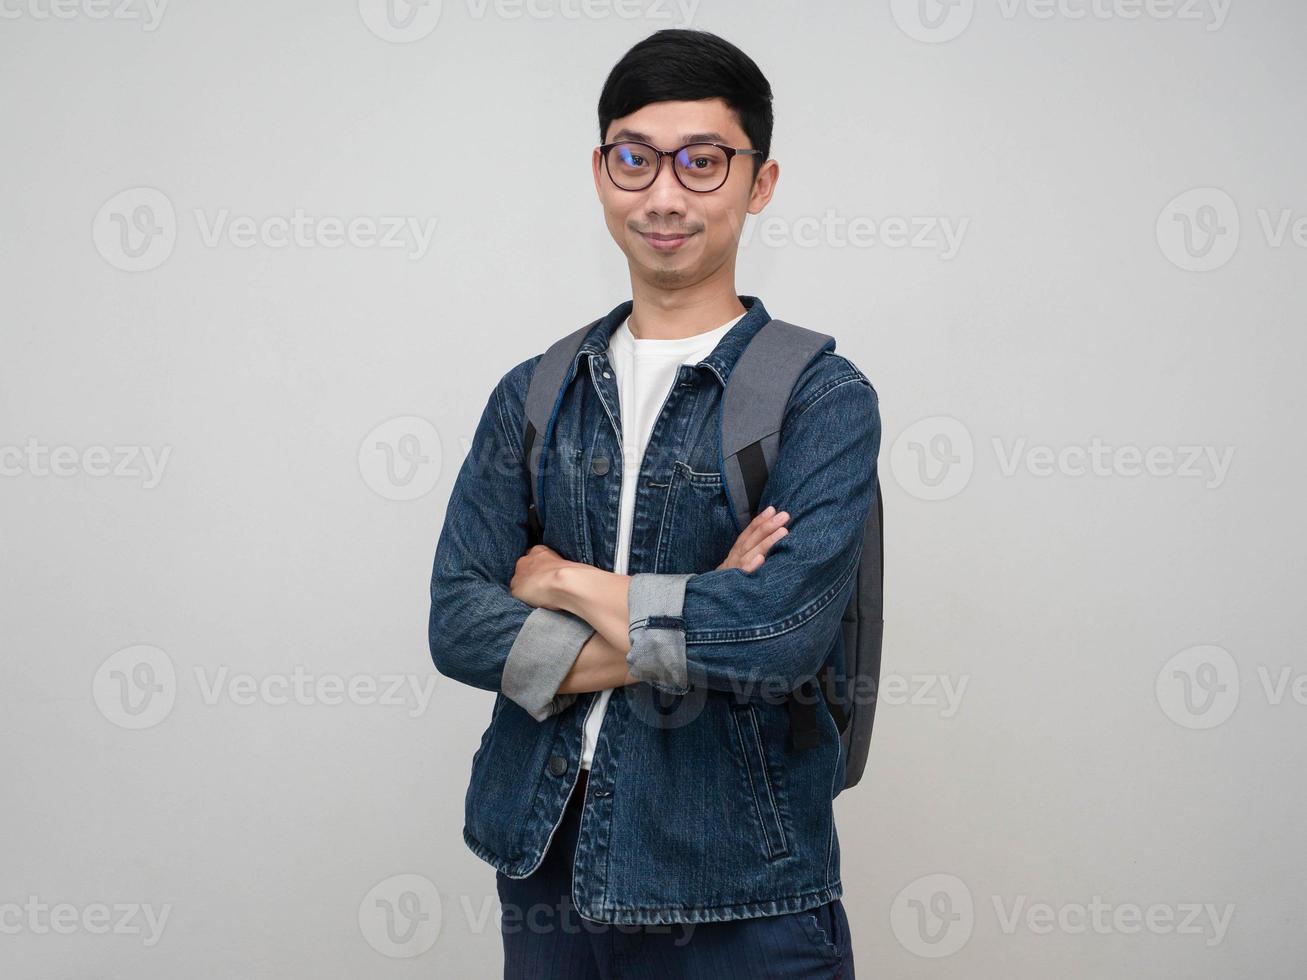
[755,523,788,555]
[714,506,792,572]
[719,507,789,573]
[741,524,787,572]
[737,506,789,554]
[742,524,788,570]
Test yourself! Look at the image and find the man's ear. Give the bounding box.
[747,159,780,216]
[592,147,606,198]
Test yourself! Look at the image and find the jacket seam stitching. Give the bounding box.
[747,706,789,855]
[588,884,841,916]
[684,547,860,644]
[789,373,871,423]
[493,381,524,466]
[731,708,779,858]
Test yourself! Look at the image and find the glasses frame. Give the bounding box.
[598,140,764,193]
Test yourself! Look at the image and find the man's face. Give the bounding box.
[593,98,778,291]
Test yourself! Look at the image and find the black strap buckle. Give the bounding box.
[788,679,822,751]
[788,666,848,750]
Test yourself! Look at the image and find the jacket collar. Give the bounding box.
[575,294,772,388]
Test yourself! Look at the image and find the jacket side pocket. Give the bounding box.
[730,703,791,860]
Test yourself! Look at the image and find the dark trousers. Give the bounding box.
[497,770,855,979]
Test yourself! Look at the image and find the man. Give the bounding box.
[429,28,879,978]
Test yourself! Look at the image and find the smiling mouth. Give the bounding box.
[640,230,696,251]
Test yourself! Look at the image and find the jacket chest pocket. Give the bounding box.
[655,460,738,574]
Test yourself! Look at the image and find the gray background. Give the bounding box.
[3,1,1304,977]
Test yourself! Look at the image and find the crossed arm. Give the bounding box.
[429,367,879,720]
[507,506,793,695]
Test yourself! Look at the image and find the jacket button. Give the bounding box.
[547,755,568,777]
[591,456,610,476]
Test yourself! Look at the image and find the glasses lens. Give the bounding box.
[674,144,730,191]
[605,142,736,191]
[607,142,658,189]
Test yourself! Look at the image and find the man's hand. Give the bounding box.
[509,544,575,610]
[717,505,790,573]
[512,505,790,655]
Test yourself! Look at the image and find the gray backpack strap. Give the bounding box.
[721,319,883,787]
[522,318,601,541]
[721,319,836,753]
[720,319,835,531]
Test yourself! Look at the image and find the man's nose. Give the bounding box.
[643,154,691,213]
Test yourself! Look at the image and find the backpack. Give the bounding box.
[520,316,884,791]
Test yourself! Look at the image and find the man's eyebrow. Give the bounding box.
[609,128,732,145]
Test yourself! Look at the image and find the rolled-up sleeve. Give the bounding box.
[625,572,696,694]
[624,371,879,696]
[501,607,595,720]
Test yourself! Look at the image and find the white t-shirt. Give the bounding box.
[579,309,747,770]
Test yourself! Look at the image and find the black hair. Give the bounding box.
[597,29,773,178]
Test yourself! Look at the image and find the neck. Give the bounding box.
[626,275,747,341]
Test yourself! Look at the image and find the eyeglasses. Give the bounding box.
[598,140,764,193]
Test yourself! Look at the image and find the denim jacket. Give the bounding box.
[428,295,881,925]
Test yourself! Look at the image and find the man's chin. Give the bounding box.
[643,265,696,290]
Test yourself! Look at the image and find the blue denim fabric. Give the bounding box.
[497,773,855,978]
[429,295,881,925]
